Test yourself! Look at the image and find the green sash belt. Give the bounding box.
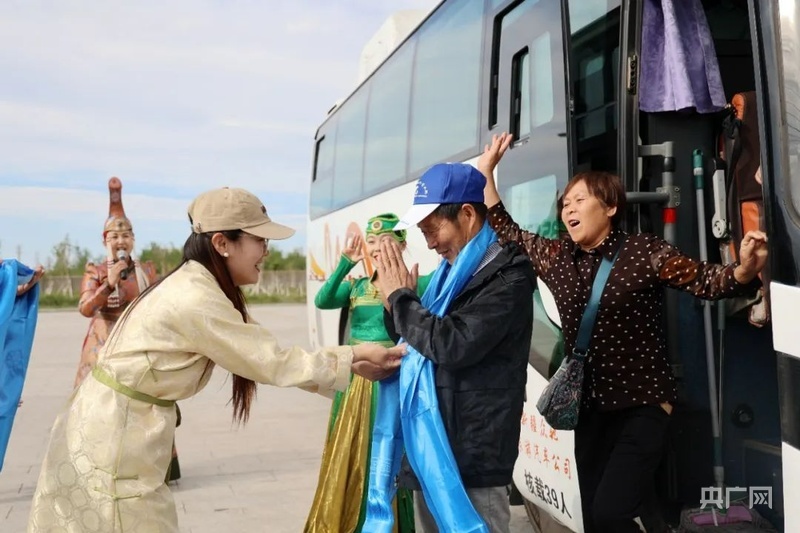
[92,366,175,407]
[350,338,395,348]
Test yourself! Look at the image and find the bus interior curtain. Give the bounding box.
[639,0,727,113]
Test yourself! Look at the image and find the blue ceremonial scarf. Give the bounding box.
[364,221,497,533]
[0,260,40,471]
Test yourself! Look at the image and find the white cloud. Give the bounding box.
[0,186,309,224]
[0,0,439,262]
[0,186,309,265]
[0,186,188,221]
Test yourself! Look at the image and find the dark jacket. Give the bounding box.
[384,243,535,489]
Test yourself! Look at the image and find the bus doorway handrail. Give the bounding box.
[627,140,683,381]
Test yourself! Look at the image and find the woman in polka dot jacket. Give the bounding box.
[478,133,768,533]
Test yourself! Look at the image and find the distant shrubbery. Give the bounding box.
[38,290,305,309]
[140,242,306,273]
[32,238,308,309]
[38,293,81,308]
[33,236,306,275]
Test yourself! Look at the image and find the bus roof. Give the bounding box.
[314,1,444,137]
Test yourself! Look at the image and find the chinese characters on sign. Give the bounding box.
[699,486,773,510]
[519,412,571,480]
[523,470,572,519]
[514,367,583,531]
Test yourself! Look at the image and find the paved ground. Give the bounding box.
[1,304,533,532]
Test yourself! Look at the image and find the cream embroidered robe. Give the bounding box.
[28,260,352,532]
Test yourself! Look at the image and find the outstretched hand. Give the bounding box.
[352,343,407,381]
[17,265,45,296]
[734,230,768,283]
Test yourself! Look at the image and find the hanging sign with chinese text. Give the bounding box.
[513,365,583,532]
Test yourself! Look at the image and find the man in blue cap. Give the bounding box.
[366,162,535,533]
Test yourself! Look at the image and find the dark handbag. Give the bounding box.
[536,249,619,430]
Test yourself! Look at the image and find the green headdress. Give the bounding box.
[365,213,406,243]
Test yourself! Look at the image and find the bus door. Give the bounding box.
[753,1,800,531]
[488,0,571,373]
[488,0,578,529]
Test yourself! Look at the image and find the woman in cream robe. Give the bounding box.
[28,187,402,533]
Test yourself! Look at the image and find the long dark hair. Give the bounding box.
[110,228,257,425]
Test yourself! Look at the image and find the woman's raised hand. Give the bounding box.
[477,132,513,207]
[343,233,365,264]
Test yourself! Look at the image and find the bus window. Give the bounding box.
[363,43,415,197]
[530,32,555,128]
[506,175,564,378]
[408,0,485,174]
[310,131,335,219]
[510,34,554,142]
[785,18,800,219]
[492,0,568,188]
[510,49,531,140]
[569,0,620,33]
[506,174,559,236]
[332,89,368,210]
[568,0,621,173]
[490,0,542,129]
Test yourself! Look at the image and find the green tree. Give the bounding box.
[140,243,183,274]
[137,242,304,272]
[51,235,74,275]
[262,248,305,271]
[282,249,306,270]
[50,234,95,275]
[74,246,92,273]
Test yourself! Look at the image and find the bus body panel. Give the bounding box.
[781,442,800,533]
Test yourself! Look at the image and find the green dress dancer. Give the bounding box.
[305,214,431,533]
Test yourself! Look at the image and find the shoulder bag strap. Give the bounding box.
[574,248,620,358]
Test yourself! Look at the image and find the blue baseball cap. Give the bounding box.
[394,163,486,230]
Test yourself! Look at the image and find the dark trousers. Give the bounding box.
[575,404,670,533]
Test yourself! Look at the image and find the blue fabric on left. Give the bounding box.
[364,221,497,533]
[0,259,40,471]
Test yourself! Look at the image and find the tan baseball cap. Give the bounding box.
[187,187,295,240]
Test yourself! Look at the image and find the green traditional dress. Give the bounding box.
[305,254,432,533]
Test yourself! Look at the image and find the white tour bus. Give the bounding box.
[306,0,800,531]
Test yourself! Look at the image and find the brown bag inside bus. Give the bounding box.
[719,90,770,326]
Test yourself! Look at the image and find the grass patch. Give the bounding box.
[38,293,80,309]
[245,292,306,304]
[37,292,306,308]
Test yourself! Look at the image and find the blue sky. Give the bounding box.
[0,0,438,266]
